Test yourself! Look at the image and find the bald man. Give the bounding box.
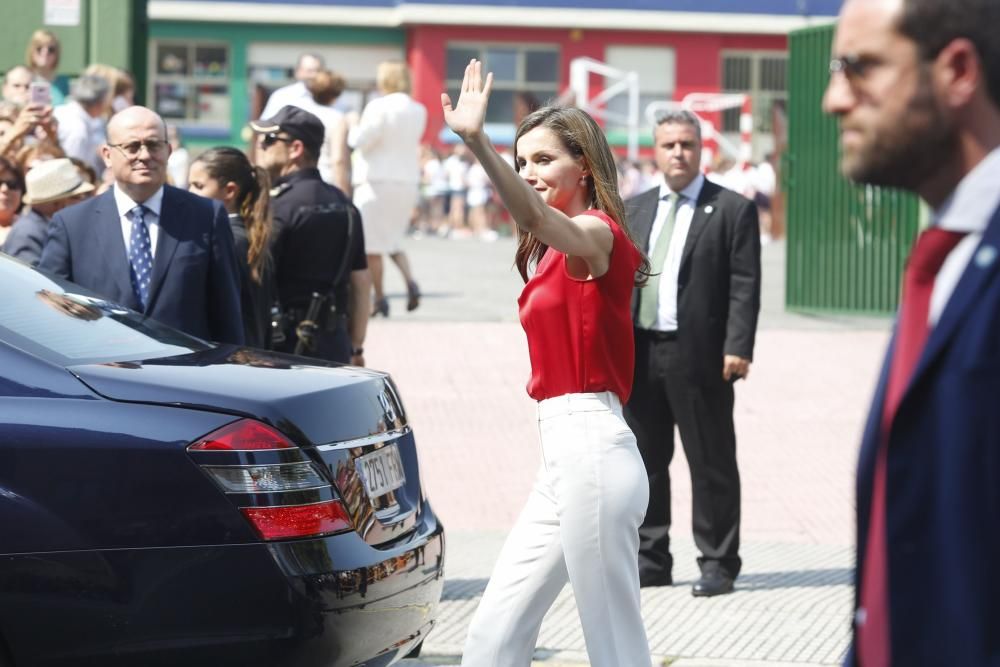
[2,66,32,106]
[38,105,244,344]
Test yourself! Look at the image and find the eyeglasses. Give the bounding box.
[35,45,58,54]
[0,178,22,191]
[259,132,292,149]
[109,139,168,159]
[829,54,880,83]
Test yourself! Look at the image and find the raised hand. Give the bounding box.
[441,59,494,142]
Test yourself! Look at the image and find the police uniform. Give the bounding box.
[269,167,367,363]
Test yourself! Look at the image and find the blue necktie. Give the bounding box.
[128,205,153,310]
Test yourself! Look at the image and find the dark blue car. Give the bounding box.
[0,254,444,666]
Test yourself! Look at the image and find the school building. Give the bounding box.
[146,0,841,155]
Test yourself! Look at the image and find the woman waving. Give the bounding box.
[443,59,653,667]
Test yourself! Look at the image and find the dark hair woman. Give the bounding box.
[442,60,653,666]
[0,156,25,245]
[188,147,274,347]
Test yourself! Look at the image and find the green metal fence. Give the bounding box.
[785,24,923,315]
[0,0,147,95]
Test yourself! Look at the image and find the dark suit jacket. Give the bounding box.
[625,179,761,384]
[37,186,244,344]
[2,209,50,267]
[848,208,1000,665]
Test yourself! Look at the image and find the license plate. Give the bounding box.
[355,444,406,498]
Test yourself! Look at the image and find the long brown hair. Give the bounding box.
[512,106,650,285]
[192,147,272,284]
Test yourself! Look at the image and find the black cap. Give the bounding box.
[250,105,325,153]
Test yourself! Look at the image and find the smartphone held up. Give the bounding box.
[29,81,51,107]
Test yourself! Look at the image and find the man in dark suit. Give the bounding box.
[823,0,1000,664]
[624,109,761,597]
[38,106,243,344]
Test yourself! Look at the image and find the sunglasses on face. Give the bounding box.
[259,132,292,149]
[109,139,168,159]
[0,178,22,191]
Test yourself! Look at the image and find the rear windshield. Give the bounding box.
[0,256,211,366]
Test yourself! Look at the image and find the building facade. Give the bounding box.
[148,0,841,155]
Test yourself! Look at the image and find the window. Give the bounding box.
[720,51,787,136]
[604,46,676,133]
[445,44,560,126]
[150,41,231,130]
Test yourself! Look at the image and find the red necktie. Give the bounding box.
[857,227,967,667]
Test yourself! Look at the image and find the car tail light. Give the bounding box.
[189,420,294,451]
[241,500,352,540]
[188,419,354,541]
[201,462,327,493]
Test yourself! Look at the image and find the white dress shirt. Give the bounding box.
[928,146,1000,324]
[260,80,311,120]
[646,173,706,331]
[53,100,106,176]
[290,98,345,185]
[114,185,164,259]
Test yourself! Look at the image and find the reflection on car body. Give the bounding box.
[0,254,444,666]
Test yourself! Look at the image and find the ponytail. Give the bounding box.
[195,147,273,285]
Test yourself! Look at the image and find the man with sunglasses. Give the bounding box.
[251,105,369,366]
[38,105,244,345]
[823,0,1000,665]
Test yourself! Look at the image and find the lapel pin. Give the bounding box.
[975,245,997,268]
[704,205,714,214]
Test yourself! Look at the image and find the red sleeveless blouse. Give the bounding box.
[517,210,641,402]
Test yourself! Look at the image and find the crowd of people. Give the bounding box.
[0,30,137,253]
[0,37,435,365]
[410,141,778,245]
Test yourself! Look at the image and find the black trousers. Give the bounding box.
[624,329,742,579]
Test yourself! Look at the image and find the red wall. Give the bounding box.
[409,25,786,147]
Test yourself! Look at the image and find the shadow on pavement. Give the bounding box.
[441,566,852,601]
[734,567,853,590]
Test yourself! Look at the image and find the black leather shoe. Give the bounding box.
[639,571,673,588]
[691,571,734,597]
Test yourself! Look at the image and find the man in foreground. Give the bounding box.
[823,0,1000,663]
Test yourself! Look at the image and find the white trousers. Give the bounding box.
[462,392,652,667]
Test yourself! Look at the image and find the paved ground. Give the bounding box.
[361,234,891,666]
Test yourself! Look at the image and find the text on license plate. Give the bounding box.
[355,444,406,498]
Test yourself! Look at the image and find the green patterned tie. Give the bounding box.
[638,192,682,329]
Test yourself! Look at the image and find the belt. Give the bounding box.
[287,307,348,332]
[635,327,678,341]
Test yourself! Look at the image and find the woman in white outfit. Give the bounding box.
[348,61,427,317]
[443,59,654,667]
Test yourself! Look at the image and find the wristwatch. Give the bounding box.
[351,347,364,356]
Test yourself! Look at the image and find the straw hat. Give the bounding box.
[22,158,95,205]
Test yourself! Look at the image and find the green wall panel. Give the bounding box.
[785,24,921,315]
[0,0,143,76]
